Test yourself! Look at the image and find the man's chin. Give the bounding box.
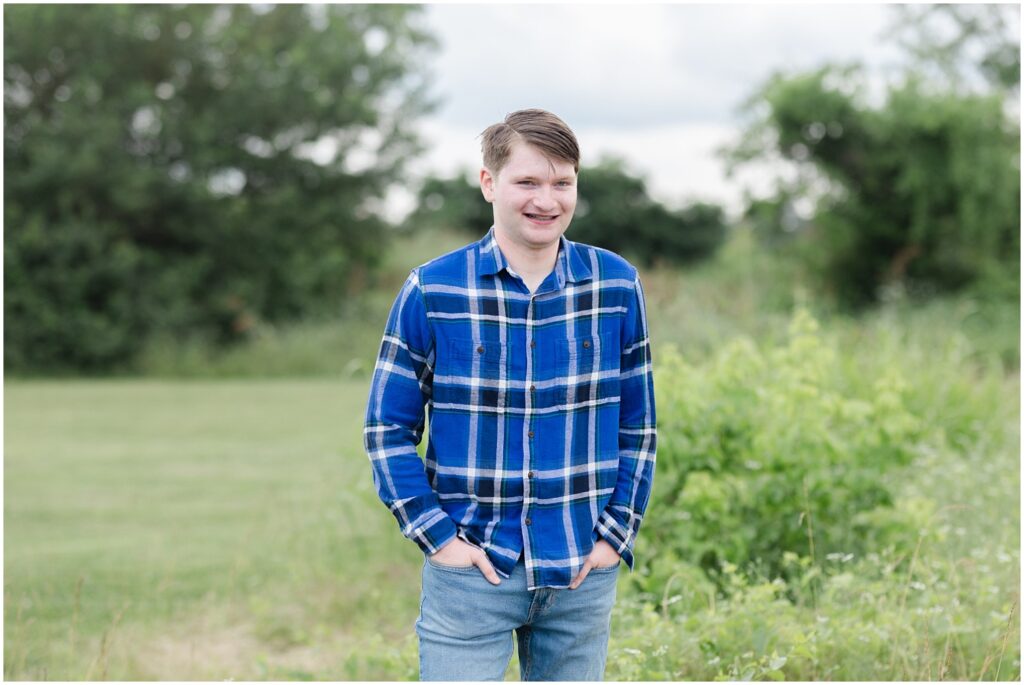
[521,223,566,246]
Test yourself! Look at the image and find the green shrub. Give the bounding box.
[638,308,927,595]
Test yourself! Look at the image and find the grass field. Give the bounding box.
[4,366,1018,679]
[4,379,428,680]
[4,228,1020,679]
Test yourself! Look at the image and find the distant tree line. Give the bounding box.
[4,4,435,373]
[406,158,729,268]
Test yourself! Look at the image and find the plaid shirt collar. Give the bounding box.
[476,226,593,289]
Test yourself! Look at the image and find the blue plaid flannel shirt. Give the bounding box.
[364,228,657,589]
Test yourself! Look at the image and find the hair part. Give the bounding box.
[480,109,580,175]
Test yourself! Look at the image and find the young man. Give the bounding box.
[363,109,656,681]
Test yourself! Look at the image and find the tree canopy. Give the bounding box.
[5,4,436,372]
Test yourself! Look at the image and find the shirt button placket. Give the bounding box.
[524,293,537,547]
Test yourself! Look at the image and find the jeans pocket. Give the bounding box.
[589,561,621,573]
[426,556,477,572]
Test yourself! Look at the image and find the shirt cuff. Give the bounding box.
[403,507,458,556]
[595,508,637,570]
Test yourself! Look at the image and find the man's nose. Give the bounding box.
[531,186,557,211]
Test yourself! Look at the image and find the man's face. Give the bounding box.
[480,141,578,251]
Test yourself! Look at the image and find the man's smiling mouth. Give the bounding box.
[525,213,558,221]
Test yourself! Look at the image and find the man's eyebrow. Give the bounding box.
[513,174,576,182]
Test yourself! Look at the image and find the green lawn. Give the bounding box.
[4,379,428,680]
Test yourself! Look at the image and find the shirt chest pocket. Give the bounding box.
[447,338,517,379]
[556,332,618,372]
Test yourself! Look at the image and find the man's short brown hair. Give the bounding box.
[480,109,580,174]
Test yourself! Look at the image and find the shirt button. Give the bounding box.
[530,384,536,392]
[530,340,536,349]
[477,345,485,354]
[528,471,534,478]
[528,431,535,438]
[583,340,591,349]
[525,518,532,525]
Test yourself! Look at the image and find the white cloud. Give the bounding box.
[422,4,899,128]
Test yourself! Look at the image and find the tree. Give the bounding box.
[728,65,1019,307]
[726,5,1020,308]
[572,159,727,267]
[4,5,436,372]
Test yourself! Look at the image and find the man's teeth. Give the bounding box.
[526,214,555,219]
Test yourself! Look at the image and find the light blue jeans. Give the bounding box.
[416,555,619,681]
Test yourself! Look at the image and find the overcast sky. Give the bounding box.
[397,3,912,220]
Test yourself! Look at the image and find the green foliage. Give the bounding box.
[639,308,928,595]
[407,159,729,266]
[572,158,728,266]
[731,65,1020,308]
[4,4,436,373]
[611,299,1019,680]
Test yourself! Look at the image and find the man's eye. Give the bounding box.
[518,181,535,186]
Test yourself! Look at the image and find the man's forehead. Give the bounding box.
[504,142,576,177]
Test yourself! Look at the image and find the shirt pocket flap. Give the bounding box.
[556,332,615,365]
[450,337,505,365]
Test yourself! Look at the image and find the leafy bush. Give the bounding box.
[637,308,928,596]
[613,304,1019,680]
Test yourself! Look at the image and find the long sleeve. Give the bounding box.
[596,274,657,569]
[363,270,457,555]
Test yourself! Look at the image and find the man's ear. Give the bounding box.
[479,167,495,203]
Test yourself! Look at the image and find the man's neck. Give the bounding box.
[493,227,560,292]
